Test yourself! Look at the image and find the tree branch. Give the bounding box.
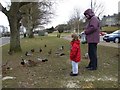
[19,2,31,8]
[0,3,8,16]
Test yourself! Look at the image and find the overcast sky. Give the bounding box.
[0,0,120,29]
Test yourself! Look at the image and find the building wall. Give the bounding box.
[101,14,118,26]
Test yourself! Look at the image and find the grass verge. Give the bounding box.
[2,35,118,88]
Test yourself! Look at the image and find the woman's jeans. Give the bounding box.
[88,43,98,69]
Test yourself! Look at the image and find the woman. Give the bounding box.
[84,9,100,70]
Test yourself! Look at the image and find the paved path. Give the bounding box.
[0,37,10,47]
[62,35,119,48]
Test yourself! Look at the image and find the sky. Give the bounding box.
[0,0,120,29]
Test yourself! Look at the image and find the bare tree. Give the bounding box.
[67,8,81,34]
[20,1,54,38]
[91,0,105,17]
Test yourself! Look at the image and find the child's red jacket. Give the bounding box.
[70,40,81,62]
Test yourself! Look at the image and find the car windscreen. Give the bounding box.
[112,30,120,34]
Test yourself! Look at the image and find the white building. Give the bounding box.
[101,14,118,26]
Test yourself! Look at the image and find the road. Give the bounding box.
[0,37,10,47]
[0,35,25,47]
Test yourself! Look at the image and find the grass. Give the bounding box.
[1,35,119,88]
[102,26,119,32]
[48,31,71,37]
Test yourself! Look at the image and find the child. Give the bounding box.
[70,33,81,76]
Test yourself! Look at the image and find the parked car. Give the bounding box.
[2,32,10,37]
[99,31,107,36]
[103,30,120,43]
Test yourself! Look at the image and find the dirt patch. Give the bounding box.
[63,80,80,88]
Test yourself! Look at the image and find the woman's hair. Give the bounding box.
[71,33,79,41]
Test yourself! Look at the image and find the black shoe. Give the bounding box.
[85,66,91,69]
[70,73,78,76]
[87,67,97,70]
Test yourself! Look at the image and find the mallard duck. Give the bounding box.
[82,53,89,59]
[42,59,48,62]
[2,60,12,74]
[48,49,52,55]
[61,46,64,50]
[27,60,37,67]
[8,51,12,55]
[25,51,33,56]
[37,57,43,61]
[39,48,42,53]
[44,45,47,47]
[21,59,25,65]
[55,52,60,55]
[37,57,48,62]
[21,59,28,66]
[31,49,35,53]
[60,53,65,56]
[58,46,64,51]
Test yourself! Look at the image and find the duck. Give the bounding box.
[55,52,60,55]
[48,49,52,55]
[61,46,64,50]
[21,59,28,66]
[8,51,13,55]
[31,49,35,53]
[37,57,48,62]
[39,48,42,53]
[27,60,37,67]
[21,59,36,67]
[25,51,33,56]
[55,52,65,56]
[58,46,64,51]
[60,53,65,56]
[2,60,12,74]
[42,59,48,62]
[44,45,47,47]
[37,57,43,61]
[82,53,89,59]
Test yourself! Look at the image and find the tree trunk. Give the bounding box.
[8,16,22,52]
[8,3,22,52]
[28,28,34,38]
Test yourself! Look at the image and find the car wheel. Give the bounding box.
[114,38,119,43]
[106,41,110,42]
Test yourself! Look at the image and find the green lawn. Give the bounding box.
[1,35,118,88]
[48,31,71,37]
[102,26,119,32]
